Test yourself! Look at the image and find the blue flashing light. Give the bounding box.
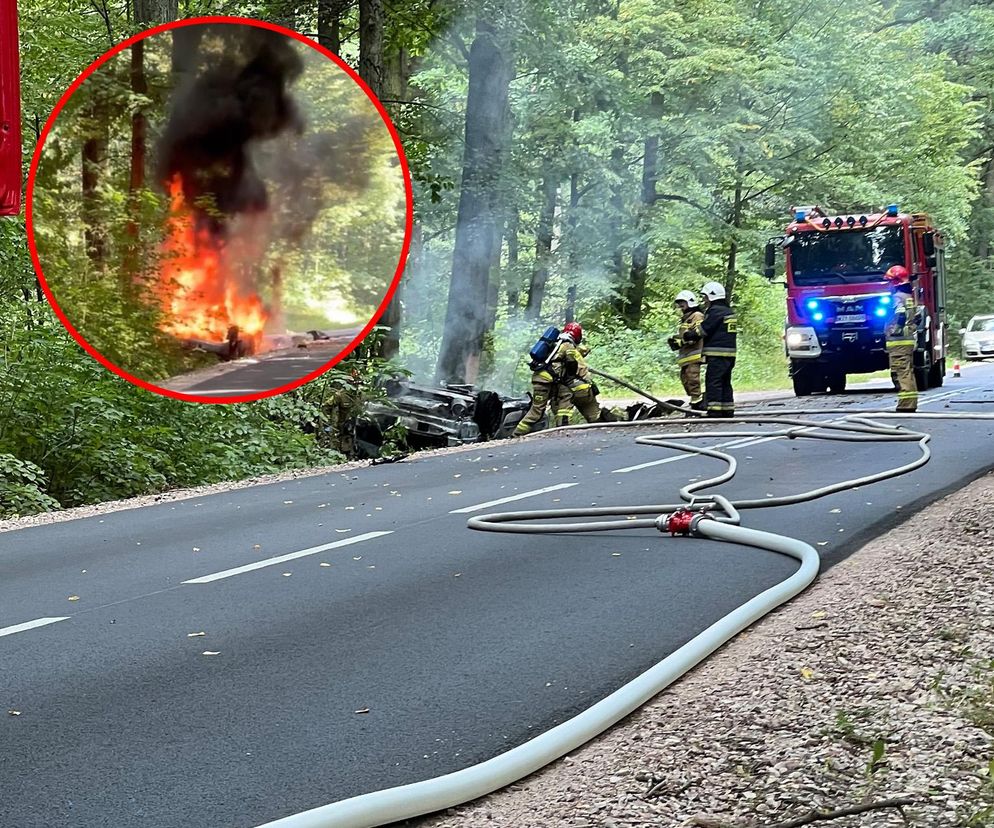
[794,209,806,221]
[813,312,825,322]
[875,307,888,317]
[806,299,819,310]
[879,295,891,305]
[886,204,899,217]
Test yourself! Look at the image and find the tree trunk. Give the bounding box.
[506,208,519,315]
[525,171,557,320]
[133,0,177,21]
[435,20,513,385]
[609,144,627,316]
[620,134,658,327]
[81,105,108,267]
[358,0,385,98]
[317,0,349,55]
[977,156,994,261]
[725,178,743,299]
[124,40,147,253]
[171,25,203,74]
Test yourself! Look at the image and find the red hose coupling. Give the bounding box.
[665,509,695,536]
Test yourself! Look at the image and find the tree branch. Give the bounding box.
[762,797,915,828]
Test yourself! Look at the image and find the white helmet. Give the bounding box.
[674,290,699,308]
[700,281,726,301]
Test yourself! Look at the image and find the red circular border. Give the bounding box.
[26,16,414,405]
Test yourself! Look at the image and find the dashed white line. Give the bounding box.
[182,531,393,584]
[611,436,760,473]
[449,483,579,514]
[0,617,70,638]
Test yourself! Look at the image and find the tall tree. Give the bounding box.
[435,19,513,384]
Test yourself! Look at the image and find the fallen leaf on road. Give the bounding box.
[320,562,331,567]
[192,547,200,552]
[454,573,462,577]
[453,474,462,479]
[800,667,815,680]
[355,708,370,714]
[283,500,293,504]
[448,490,462,495]
[318,504,327,508]
[282,573,292,577]
[812,611,827,619]
[375,507,383,511]
[817,542,828,546]
[345,506,355,511]
[335,528,351,533]
[352,556,362,560]
[202,651,221,656]
[253,544,261,550]
[68,595,80,601]
[8,710,21,716]
[830,508,841,513]
[611,552,622,557]
[187,632,206,637]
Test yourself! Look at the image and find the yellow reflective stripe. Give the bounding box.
[886,340,914,348]
[897,391,919,399]
[703,348,737,356]
[535,370,555,380]
[677,354,703,365]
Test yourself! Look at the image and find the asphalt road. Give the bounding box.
[179,328,363,397]
[2,363,994,828]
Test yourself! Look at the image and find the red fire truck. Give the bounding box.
[764,205,948,397]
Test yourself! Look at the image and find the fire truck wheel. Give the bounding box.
[914,364,930,392]
[791,367,815,397]
[928,359,944,388]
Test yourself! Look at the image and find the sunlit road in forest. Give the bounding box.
[171,327,365,397]
[2,362,994,828]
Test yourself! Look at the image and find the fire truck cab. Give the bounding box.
[764,205,947,397]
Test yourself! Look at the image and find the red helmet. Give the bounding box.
[884,265,910,285]
[563,322,583,344]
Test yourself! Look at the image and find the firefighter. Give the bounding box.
[683,281,737,418]
[667,290,705,411]
[514,322,600,435]
[883,264,919,412]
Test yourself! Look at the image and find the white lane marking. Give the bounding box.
[920,387,971,405]
[0,617,70,638]
[611,436,760,473]
[183,531,393,584]
[449,483,579,514]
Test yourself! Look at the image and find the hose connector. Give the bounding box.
[658,509,695,536]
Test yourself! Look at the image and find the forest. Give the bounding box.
[2,0,993,516]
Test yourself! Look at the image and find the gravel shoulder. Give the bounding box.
[420,473,994,828]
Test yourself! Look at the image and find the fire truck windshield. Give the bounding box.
[788,225,904,286]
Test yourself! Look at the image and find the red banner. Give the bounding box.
[0,0,21,215]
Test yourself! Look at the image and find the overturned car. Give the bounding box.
[355,379,545,458]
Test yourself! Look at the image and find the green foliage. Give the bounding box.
[0,454,62,518]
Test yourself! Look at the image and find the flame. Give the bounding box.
[157,176,268,348]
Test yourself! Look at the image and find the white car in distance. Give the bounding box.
[961,314,994,361]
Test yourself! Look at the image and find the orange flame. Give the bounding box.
[157,176,268,348]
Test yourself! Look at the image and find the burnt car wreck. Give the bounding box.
[355,379,544,458]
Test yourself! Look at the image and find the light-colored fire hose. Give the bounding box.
[256,402,994,828]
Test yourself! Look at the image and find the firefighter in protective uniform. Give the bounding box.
[683,282,737,418]
[667,290,705,411]
[883,264,919,412]
[514,322,601,435]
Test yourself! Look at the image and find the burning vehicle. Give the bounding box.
[355,379,545,457]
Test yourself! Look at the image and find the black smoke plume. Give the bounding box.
[157,24,305,236]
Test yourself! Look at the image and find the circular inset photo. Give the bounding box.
[28,17,411,403]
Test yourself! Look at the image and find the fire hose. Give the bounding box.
[256,404,994,828]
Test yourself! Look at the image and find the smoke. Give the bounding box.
[156,24,305,237]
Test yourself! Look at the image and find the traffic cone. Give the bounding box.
[953,360,961,378]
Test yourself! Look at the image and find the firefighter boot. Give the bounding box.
[689,399,706,412]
